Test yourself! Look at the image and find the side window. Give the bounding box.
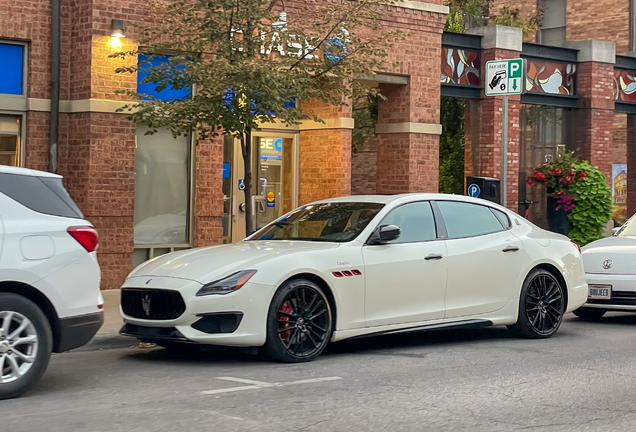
[491,208,511,229]
[379,201,437,243]
[436,201,503,239]
[0,173,83,219]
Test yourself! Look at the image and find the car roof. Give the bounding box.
[0,165,61,179]
[312,193,509,209]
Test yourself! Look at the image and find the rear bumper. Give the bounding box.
[579,273,636,312]
[55,311,104,352]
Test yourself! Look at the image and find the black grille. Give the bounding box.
[121,289,186,320]
[587,291,636,306]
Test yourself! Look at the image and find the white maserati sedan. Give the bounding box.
[573,214,636,319]
[119,194,587,362]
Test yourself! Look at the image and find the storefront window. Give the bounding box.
[519,105,574,227]
[133,126,191,247]
[0,115,22,167]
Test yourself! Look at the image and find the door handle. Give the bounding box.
[425,254,444,261]
[502,246,519,253]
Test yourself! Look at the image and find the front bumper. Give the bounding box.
[579,273,636,312]
[120,276,276,347]
[55,311,104,352]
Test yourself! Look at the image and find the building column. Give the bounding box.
[298,99,353,205]
[193,135,225,247]
[375,80,443,194]
[627,115,636,216]
[466,25,522,210]
[564,40,616,181]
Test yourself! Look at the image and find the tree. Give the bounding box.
[112,0,403,234]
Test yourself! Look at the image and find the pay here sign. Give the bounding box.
[485,58,525,96]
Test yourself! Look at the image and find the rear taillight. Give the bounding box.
[571,241,581,254]
[68,226,98,252]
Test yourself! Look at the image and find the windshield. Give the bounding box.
[250,202,385,242]
[615,216,636,237]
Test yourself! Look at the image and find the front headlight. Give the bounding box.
[196,270,258,296]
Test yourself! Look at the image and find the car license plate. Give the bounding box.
[588,284,612,300]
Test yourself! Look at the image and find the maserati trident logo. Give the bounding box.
[603,259,614,270]
[142,295,152,318]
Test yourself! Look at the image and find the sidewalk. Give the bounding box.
[99,289,123,336]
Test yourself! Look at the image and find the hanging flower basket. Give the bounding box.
[525,152,613,246]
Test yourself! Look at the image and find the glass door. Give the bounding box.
[227,131,298,243]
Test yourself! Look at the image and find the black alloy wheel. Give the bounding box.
[509,269,565,339]
[264,279,332,363]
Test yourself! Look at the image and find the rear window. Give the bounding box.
[0,172,84,219]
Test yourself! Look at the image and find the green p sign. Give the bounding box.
[485,58,525,96]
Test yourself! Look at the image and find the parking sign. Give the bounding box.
[485,59,525,96]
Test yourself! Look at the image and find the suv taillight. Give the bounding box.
[571,240,581,254]
[68,226,98,252]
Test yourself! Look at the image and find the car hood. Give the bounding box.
[582,236,636,275]
[129,241,340,283]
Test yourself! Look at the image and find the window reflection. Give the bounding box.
[134,126,190,245]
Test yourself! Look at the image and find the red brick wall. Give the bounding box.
[567,0,630,55]
[351,141,378,195]
[299,128,352,204]
[57,112,137,290]
[24,111,50,171]
[574,62,615,180]
[614,113,628,165]
[194,135,224,247]
[0,0,53,99]
[374,9,446,194]
[498,0,631,53]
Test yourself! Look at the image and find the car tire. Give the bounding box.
[508,269,565,339]
[573,308,606,320]
[0,293,53,400]
[263,279,333,363]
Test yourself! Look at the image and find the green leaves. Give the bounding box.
[111,0,404,141]
[526,152,612,246]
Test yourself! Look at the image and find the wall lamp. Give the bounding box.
[111,19,126,38]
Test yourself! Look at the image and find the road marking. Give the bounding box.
[200,376,342,396]
[216,377,276,387]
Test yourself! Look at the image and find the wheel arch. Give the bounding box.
[0,281,61,351]
[531,263,569,310]
[280,273,338,330]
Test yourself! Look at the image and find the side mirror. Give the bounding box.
[369,224,401,245]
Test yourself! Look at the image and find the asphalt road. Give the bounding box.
[4,314,636,432]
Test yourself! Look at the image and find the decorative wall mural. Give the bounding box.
[525,58,576,95]
[441,47,480,86]
[614,69,636,102]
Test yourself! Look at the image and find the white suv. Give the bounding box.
[0,166,103,399]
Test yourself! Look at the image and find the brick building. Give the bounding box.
[0,0,449,289]
[4,0,636,290]
[354,0,636,229]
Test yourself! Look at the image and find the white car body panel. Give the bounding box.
[0,166,102,326]
[579,232,636,311]
[121,194,587,347]
[363,240,447,326]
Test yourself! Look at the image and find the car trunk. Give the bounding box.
[583,237,636,275]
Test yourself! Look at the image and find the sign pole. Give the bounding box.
[484,58,524,208]
[502,95,508,208]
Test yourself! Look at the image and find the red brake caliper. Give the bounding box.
[279,300,293,340]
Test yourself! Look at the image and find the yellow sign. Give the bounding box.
[267,191,275,202]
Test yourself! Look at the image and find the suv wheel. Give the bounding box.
[0,293,53,400]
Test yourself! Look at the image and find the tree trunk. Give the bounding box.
[241,128,254,236]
